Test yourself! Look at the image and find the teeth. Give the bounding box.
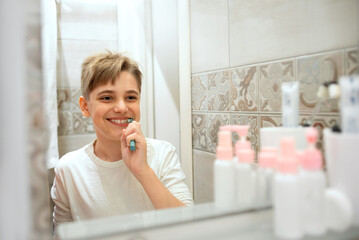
[110,119,128,124]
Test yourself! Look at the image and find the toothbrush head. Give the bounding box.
[128,118,133,123]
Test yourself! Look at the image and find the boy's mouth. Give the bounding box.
[108,119,129,124]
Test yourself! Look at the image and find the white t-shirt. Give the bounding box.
[51,138,194,226]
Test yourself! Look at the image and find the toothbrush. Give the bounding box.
[127,118,136,151]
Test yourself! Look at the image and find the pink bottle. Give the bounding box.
[274,137,303,239]
[257,147,277,204]
[214,130,236,210]
[234,126,256,207]
[300,127,326,236]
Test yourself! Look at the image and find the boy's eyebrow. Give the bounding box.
[97,90,115,95]
[126,90,140,95]
[96,89,139,95]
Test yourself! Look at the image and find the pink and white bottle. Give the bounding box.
[257,147,277,204]
[300,127,326,236]
[214,130,236,210]
[274,137,303,239]
[234,125,256,207]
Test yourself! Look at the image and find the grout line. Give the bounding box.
[191,46,358,76]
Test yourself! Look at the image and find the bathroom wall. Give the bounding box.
[191,0,358,203]
[56,0,118,156]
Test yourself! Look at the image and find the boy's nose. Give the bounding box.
[113,100,128,112]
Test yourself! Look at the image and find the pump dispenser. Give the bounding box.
[274,137,303,239]
[257,147,277,204]
[300,127,326,236]
[214,130,236,210]
[233,125,256,207]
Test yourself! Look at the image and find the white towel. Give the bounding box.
[41,0,59,169]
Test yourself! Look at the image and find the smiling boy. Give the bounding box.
[51,52,193,226]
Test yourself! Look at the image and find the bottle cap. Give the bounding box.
[216,130,233,160]
[237,148,254,163]
[277,137,298,174]
[302,127,323,170]
[259,147,277,168]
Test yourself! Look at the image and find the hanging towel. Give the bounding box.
[41,0,59,169]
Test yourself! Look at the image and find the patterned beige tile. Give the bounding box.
[207,113,230,153]
[297,52,343,113]
[191,74,207,111]
[230,66,258,112]
[73,112,94,134]
[192,113,208,151]
[58,87,94,135]
[207,71,231,111]
[193,150,216,204]
[345,48,359,75]
[58,111,72,136]
[57,88,72,111]
[70,88,82,112]
[230,113,259,154]
[259,115,282,128]
[259,60,295,113]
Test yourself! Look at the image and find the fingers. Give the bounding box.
[124,121,142,136]
[122,121,144,149]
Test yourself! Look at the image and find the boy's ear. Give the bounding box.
[79,96,90,117]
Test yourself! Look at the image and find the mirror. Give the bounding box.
[43,0,358,236]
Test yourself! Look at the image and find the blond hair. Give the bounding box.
[81,51,142,99]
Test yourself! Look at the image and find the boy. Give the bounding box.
[51,52,193,226]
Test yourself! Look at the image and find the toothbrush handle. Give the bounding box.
[130,140,136,151]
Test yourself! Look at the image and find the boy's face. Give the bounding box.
[79,71,140,142]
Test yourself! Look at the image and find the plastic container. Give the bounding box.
[300,127,326,236]
[274,137,303,239]
[257,147,277,204]
[214,130,236,210]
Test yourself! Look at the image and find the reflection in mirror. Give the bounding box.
[42,0,358,238]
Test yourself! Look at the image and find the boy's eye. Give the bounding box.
[100,96,112,101]
[127,96,138,101]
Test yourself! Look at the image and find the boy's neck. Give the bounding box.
[94,138,123,162]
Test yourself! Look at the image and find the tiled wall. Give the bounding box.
[190,0,358,204]
[56,0,118,156]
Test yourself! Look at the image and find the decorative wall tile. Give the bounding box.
[193,150,216,204]
[207,71,231,111]
[190,0,229,73]
[192,113,207,151]
[260,115,282,128]
[73,112,94,134]
[191,74,207,111]
[207,113,230,153]
[259,60,295,113]
[58,87,95,136]
[230,113,259,154]
[230,66,258,112]
[345,48,359,75]
[297,52,342,113]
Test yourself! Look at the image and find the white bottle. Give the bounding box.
[274,137,303,239]
[234,125,256,208]
[257,147,277,204]
[214,130,236,210]
[300,127,326,236]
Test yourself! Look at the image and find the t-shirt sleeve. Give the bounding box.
[158,144,194,206]
[51,164,73,226]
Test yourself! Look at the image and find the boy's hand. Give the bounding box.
[121,121,150,181]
